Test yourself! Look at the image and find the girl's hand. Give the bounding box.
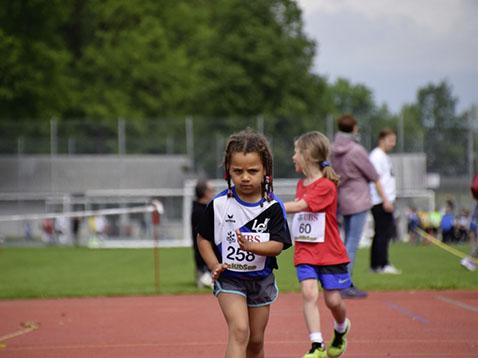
[236,229,253,252]
[211,263,228,280]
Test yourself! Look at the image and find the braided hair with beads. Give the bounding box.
[223,129,274,203]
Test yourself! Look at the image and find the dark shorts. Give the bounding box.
[296,263,351,290]
[213,273,278,307]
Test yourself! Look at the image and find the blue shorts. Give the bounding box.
[296,264,351,290]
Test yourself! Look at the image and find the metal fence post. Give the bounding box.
[326,114,334,140]
[118,118,126,155]
[50,118,58,193]
[257,115,264,134]
[398,114,404,153]
[50,118,58,155]
[186,116,194,171]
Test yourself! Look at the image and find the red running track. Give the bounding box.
[0,290,477,357]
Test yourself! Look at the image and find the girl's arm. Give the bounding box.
[197,234,227,280]
[284,199,308,213]
[236,230,284,256]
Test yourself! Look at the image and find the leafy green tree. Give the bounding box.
[190,0,325,119]
[327,78,375,119]
[326,78,383,149]
[0,0,73,120]
[69,0,200,120]
[397,104,425,153]
[6,0,461,178]
[415,80,467,175]
[366,105,398,151]
[182,0,329,176]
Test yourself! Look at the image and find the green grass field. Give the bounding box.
[1,242,477,299]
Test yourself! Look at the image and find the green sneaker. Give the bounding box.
[303,342,327,358]
[327,319,351,358]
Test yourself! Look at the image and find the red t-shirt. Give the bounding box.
[293,177,349,266]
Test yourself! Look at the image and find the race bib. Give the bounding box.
[291,212,325,243]
[222,231,270,272]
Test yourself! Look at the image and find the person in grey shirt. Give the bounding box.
[331,114,391,299]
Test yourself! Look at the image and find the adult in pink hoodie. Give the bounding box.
[331,115,391,299]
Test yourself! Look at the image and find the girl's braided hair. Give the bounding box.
[223,128,274,202]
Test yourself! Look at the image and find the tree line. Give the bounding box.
[0,0,475,176]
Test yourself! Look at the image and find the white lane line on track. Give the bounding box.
[435,295,478,313]
[384,301,429,324]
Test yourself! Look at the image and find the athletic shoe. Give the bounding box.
[303,342,327,358]
[381,265,402,275]
[461,257,477,271]
[340,286,368,299]
[327,319,351,358]
[197,272,213,288]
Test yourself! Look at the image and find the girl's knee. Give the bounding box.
[230,324,250,346]
[324,291,342,309]
[247,337,264,355]
[302,287,319,303]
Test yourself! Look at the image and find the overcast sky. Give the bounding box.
[296,0,478,113]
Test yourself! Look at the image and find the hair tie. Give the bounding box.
[319,160,330,168]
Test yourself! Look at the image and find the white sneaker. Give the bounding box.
[461,258,477,272]
[198,272,213,288]
[381,265,402,275]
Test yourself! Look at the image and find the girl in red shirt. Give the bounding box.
[285,131,351,358]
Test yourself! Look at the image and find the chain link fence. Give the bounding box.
[1,116,476,206]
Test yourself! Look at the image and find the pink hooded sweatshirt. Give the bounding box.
[331,132,379,216]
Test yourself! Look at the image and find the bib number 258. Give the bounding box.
[226,246,255,262]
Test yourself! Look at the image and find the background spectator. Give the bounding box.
[440,200,456,243]
[191,179,215,288]
[331,114,392,298]
[369,128,401,274]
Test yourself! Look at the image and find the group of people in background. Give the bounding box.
[189,116,409,358]
[39,215,107,246]
[404,173,478,272]
[330,115,400,299]
[407,202,475,245]
[40,216,77,245]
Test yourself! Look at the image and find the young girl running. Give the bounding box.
[284,131,351,358]
[197,129,291,358]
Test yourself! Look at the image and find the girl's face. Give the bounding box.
[292,145,307,174]
[229,151,266,202]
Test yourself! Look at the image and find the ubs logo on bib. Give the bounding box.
[251,218,270,233]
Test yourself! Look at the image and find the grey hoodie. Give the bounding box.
[331,132,379,215]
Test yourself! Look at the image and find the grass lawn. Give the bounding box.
[1,242,477,299]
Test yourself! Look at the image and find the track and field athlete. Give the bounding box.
[284,131,351,358]
[197,129,291,358]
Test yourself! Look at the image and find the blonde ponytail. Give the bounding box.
[296,131,341,186]
[321,163,340,186]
